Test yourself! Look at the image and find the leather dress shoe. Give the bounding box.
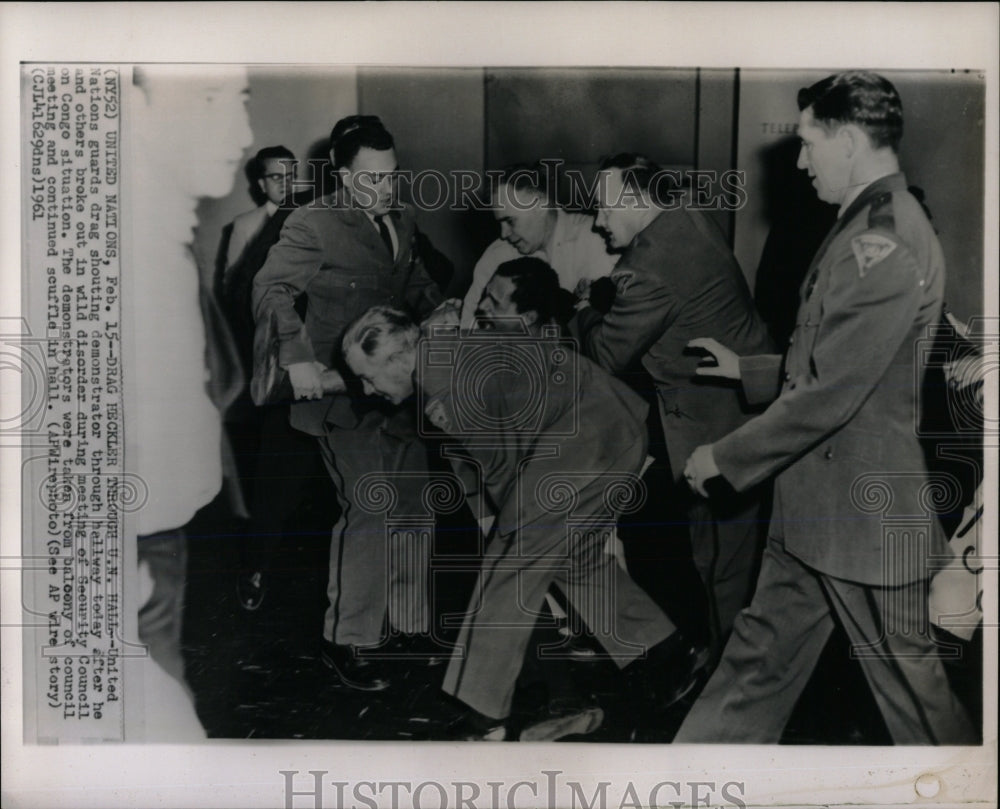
[564,632,602,661]
[320,639,391,691]
[629,631,710,709]
[438,707,507,741]
[236,569,267,611]
[520,705,604,741]
[395,634,449,667]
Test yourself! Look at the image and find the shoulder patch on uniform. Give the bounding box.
[867,191,896,232]
[611,270,634,295]
[425,398,452,432]
[851,234,897,277]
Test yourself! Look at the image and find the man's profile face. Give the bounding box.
[593,168,644,250]
[339,146,398,216]
[474,273,533,333]
[493,183,550,255]
[257,157,296,205]
[345,341,414,405]
[796,107,851,206]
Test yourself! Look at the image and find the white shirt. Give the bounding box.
[461,209,617,328]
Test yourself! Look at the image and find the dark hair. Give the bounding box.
[250,145,296,181]
[494,257,564,325]
[598,153,679,205]
[496,162,555,206]
[797,71,903,152]
[329,115,395,169]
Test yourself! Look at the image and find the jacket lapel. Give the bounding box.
[387,208,416,272]
[333,190,414,272]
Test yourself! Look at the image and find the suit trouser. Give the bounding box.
[244,403,334,571]
[442,472,676,720]
[674,537,976,744]
[317,407,431,646]
[658,400,763,649]
[686,488,762,648]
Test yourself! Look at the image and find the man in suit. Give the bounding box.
[676,72,975,744]
[343,260,706,740]
[460,164,617,329]
[225,146,297,273]
[219,178,335,614]
[253,116,444,690]
[570,154,774,655]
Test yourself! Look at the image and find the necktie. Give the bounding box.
[375,215,394,261]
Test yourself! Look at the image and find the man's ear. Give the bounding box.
[838,123,863,158]
[388,345,415,368]
[257,178,267,195]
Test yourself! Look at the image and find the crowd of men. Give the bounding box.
[214,71,976,743]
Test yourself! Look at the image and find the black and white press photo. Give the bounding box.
[2,4,996,809]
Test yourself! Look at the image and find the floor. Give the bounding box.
[180,468,982,745]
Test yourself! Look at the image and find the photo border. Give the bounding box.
[2,3,997,808]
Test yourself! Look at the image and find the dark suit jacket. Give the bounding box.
[227,204,271,271]
[220,194,309,379]
[571,204,773,481]
[420,331,650,537]
[253,192,443,435]
[714,173,951,585]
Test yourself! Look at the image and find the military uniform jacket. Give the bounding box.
[419,333,650,537]
[714,173,950,585]
[571,203,773,480]
[252,192,443,434]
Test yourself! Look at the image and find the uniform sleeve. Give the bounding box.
[251,212,321,367]
[713,232,924,491]
[419,339,456,431]
[739,354,784,406]
[420,339,529,446]
[420,336,490,437]
[570,260,678,374]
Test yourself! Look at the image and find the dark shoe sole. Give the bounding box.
[660,648,712,709]
[520,707,604,741]
[236,575,266,612]
[320,649,391,692]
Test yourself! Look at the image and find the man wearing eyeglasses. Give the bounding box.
[225,145,297,272]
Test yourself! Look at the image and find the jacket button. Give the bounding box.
[824,448,833,460]
[349,281,356,289]
[783,372,791,382]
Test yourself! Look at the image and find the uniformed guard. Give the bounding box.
[343,260,705,741]
[677,71,976,744]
